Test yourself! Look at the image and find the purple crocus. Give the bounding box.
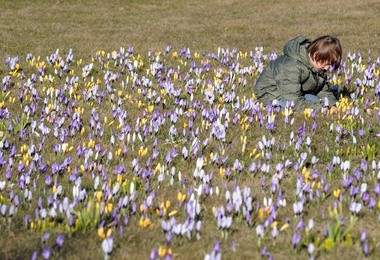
[56,234,65,249]
[292,232,301,248]
[42,247,51,260]
[374,183,380,196]
[360,228,367,245]
[31,251,37,260]
[1,204,7,216]
[42,230,49,244]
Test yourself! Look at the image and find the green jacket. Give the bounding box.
[253,35,337,110]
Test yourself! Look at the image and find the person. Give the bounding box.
[254,35,342,110]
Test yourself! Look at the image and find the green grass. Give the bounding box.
[1,0,379,58]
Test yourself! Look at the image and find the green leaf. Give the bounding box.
[333,224,340,241]
[344,234,353,248]
[327,224,334,240]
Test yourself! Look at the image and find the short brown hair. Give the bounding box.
[307,35,342,70]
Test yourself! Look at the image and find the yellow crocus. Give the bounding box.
[280,223,289,231]
[219,167,226,178]
[333,189,341,198]
[95,191,102,202]
[117,174,123,184]
[258,208,264,220]
[302,167,311,182]
[138,146,148,157]
[106,228,112,238]
[147,105,154,113]
[304,108,312,119]
[177,192,186,203]
[158,247,167,257]
[105,203,113,214]
[98,227,106,239]
[115,148,122,157]
[88,139,95,148]
[139,217,152,228]
[168,210,177,217]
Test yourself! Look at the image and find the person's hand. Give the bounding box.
[329,106,338,114]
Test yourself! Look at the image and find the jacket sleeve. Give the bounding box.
[316,77,338,107]
[274,62,322,110]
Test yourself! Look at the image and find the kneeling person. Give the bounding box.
[254,35,342,110]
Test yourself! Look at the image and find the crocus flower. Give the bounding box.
[308,243,315,257]
[1,204,7,216]
[367,198,376,209]
[360,229,367,245]
[42,247,51,260]
[349,202,362,214]
[42,230,49,244]
[256,224,265,239]
[149,248,158,260]
[362,241,369,256]
[307,218,315,231]
[102,236,114,256]
[292,233,301,248]
[31,251,37,260]
[270,226,279,239]
[261,246,269,257]
[56,235,65,249]
[374,183,380,196]
[293,201,303,216]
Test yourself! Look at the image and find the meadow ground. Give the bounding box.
[0,0,380,259]
[1,0,380,58]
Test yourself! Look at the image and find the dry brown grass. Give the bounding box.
[0,0,379,58]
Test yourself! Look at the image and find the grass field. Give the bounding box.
[1,0,380,58]
[1,0,380,259]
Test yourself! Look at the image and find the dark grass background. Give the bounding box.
[1,0,379,59]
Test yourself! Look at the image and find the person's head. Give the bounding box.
[307,35,342,71]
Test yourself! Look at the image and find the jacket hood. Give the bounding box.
[283,35,312,68]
